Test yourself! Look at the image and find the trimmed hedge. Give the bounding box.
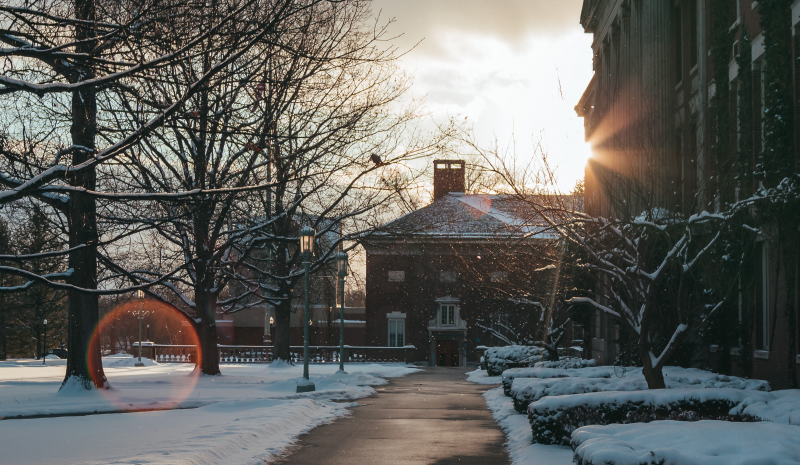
[501,366,612,397]
[528,389,768,446]
[484,345,546,376]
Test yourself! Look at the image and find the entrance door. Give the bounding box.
[437,340,459,367]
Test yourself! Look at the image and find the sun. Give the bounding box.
[582,142,594,165]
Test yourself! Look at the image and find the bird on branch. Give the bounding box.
[370,153,385,167]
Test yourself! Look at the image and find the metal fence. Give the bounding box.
[143,344,415,365]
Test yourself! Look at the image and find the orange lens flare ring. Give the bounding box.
[87,300,202,410]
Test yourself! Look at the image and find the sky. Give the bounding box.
[371,0,594,192]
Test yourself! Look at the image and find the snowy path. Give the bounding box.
[0,358,417,464]
[275,367,511,465]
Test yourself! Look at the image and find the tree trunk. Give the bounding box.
[196,290,221,375]
[62,0,106,389]
[640,348,667,389]
[272,298,292,362]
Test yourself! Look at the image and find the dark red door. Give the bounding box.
[437,340,459,367]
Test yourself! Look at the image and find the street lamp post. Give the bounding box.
[42,319,47,365]
[297,226,316,393]
[336,251,348,375]
[135,289,145,367]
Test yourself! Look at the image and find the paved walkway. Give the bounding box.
[276,367,510,465]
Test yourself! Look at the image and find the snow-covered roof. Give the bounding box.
[372,193,573,241]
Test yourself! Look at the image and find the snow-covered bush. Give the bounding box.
[501,366,614,396]
[509,367,770,414]
[510,376,648,414]
[533,357,596,369]
[484,345,546,376]
[528,388,770,445]
[571,421,800,465]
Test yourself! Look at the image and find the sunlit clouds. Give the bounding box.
[373,0,593,192]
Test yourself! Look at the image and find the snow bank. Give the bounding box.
[571,420,800,465]
[483,387,572,465]
[466,369,503,385]
[102,355,159,367]
[732,389,800,425]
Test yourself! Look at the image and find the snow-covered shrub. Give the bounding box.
[534,357,596,369]
[571,421,800,465]
[509,368,770,414]
[528,388,770,445]
[484,345,545,376]
[501,366,613,396]
[510,376,648,414]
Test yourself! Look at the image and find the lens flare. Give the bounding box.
[88,300,202,411]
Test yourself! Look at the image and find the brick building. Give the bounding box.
[363,161,559,366]
[577,1,800,387]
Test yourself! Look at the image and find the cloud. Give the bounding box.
[371,0,585,56]
[369,0,593,192]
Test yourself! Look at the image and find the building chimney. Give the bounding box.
[433,160,466,201]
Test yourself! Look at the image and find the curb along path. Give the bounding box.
[275,367,511,465]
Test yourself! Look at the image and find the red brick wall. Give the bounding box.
[366,244,551,363]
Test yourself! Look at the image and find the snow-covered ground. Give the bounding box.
[0,357,418,464]
[469,369,572,465]
[572,421,800,465]
[483,387,572,465]
[465,368,502,385]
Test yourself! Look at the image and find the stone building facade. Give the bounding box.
[577,0,800,387]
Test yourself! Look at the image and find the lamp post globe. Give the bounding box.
[42,319,47,365]
[297,226,316,393]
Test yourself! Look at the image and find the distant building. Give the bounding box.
[364,161,561,366]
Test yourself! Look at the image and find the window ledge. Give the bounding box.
[709,344,719,353]
[730,347,742,356]
[754,349,770,360]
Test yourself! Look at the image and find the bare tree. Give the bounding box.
[0,0,324,387]
[99,0,458,371]
[460,131,740,389]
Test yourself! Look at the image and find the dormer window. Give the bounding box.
[440,304,456,325]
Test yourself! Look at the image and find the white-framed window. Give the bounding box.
[440,304,456,325]
[387,312,406,347]
[439,271,457,283]
[490,271,508,283]
[388,271,405,282]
